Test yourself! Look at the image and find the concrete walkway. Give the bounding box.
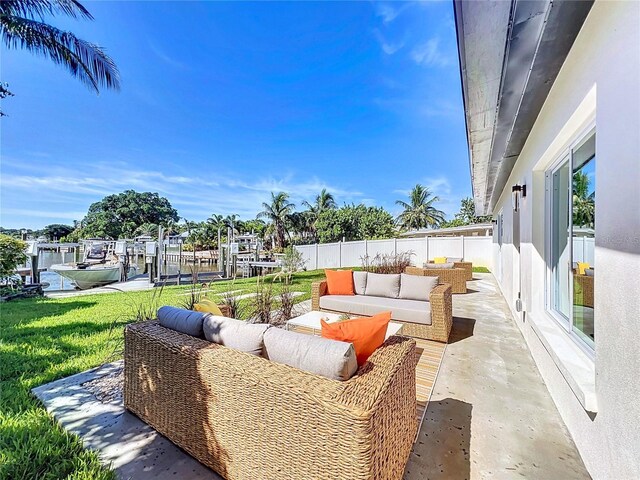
[405,273,589,479]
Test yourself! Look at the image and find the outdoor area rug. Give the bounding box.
[413,338,447,434]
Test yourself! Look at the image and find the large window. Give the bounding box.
[548,130,596,350]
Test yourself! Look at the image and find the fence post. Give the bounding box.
[462,236,465,260]
[425,236,429,263]
[315,243,319,270]
[339,241,342,267]
[364,239,368,260]
[393,238,397,255]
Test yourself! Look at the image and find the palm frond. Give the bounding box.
[1,14,120,92]
[0,0,92,20]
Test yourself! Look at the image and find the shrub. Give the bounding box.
[361,251,414,274]
[273,279,298,326]
[0,234,27,288]
[249,277,273,324]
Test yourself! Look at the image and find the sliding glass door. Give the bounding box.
[548,130,596,350]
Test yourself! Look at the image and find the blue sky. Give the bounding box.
[0,1,470,229]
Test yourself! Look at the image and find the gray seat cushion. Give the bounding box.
[203,316,270,356]
[447,257,463,263]
[353,271,367,295]
[263,327,358,381]
[399,273,438,302]
[426,262,455,269]
[158,306,207,337]
[319,295,432,325]
[365,273,400,298]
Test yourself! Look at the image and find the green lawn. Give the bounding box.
[472,266,491,273]
[0,270,325,480]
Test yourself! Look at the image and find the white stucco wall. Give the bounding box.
[489,1,640,478]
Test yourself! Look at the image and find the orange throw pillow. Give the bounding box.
[324,269,355,295]
[321,311,391,366]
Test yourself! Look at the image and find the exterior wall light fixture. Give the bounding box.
[512,184,526,212]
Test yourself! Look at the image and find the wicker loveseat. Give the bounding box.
[428,260,473,281]
[312,278,452,342]
[405,266,468,294]
[124,321,418,480]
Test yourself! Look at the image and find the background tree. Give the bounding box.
[302,188,336,242]
[0,82,14,117]
[0,0,120,116]
[441,197,492,227]
[41,224,74,241]
[287,211,314,244]
[242,219,267,238]
[257,192,295,249]
[315,204,395,243]
[80,190,179,239]
[395,184,445,231]
[0,234,27,288]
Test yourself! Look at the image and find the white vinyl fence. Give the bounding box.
[296,236,493,271]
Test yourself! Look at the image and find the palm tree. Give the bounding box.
[206,214,225,234]
[303,189,336,215]
[572,171,595,228]
[0,0,120,115]
[258,192,295,249]
[302,189,336,241]
[395,184,445,231]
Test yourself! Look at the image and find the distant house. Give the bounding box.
[399,223,492,238]
[455,0,639,477]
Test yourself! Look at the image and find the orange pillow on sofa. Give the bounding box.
[321,311,391,366]
[324,269,355,295]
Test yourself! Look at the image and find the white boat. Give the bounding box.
[49,241,130,290]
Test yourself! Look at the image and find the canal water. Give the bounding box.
[29,251,220,291]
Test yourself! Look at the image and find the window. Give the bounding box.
[547,130,596,350]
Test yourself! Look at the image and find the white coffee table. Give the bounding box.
[286,310,403,339]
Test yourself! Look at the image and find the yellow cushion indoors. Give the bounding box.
[577,262,590,275]
[434,257,447,264]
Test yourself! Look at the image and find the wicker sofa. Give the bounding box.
[428,259,473,281]
[124,321,418,480]
[405,265,467,294]
[312,277,452,342]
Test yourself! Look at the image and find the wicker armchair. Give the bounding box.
[573,274,594,308]
[311,280,453,342]
[125,321,418,480]
[405,266,468,294]
[428,260,473,281]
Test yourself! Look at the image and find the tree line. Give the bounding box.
[2,185,492,251]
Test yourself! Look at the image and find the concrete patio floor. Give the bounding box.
[405,273,589,479]
[33,273,590,479]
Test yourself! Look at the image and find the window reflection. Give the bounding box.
[572,133,595,347]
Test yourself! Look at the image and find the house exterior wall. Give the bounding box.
[489,1,640,478]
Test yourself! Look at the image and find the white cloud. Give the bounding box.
[0,161,364,227]
[148,41,187,70]
[374,2,414,24]
[1,208,87,221]
[411,37,453,67]
[373,29,404,55]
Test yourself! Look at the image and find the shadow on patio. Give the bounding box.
[405,273,589,480]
